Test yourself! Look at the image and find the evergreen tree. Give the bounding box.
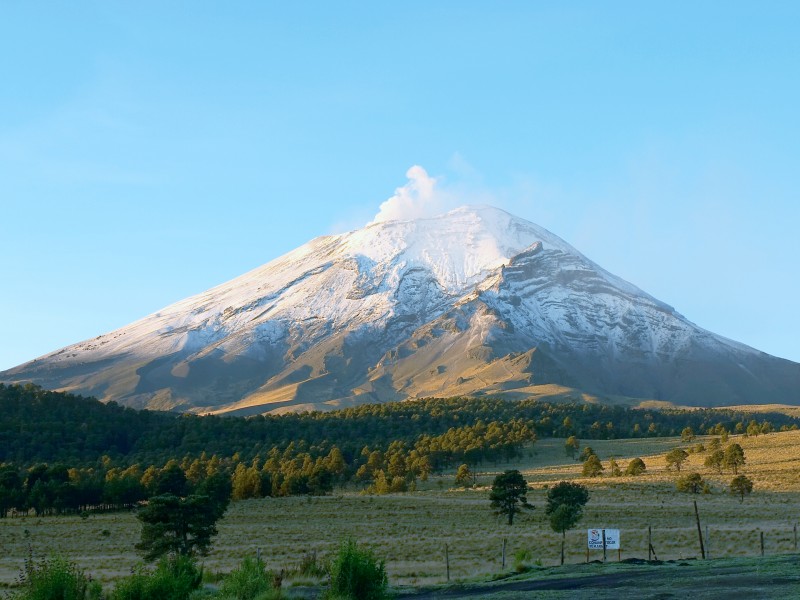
[454,464,473,487]
[489,470,532,526]
[546,482,590,565]
[676,472,705,494]
[564,436,580,460]
[581,455,604,478]
[135,493,224,560]
[704,449,725,473]
[665,448,689,472]
[152,460,189,497]
[723,444,746,474]
[0,466,23,518]
[729,474,754,502]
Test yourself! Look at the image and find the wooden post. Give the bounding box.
[761,531,765,557]
[694,501,706,559]
[502,538,506,569]
[706,525,710,560]
[256,547,261,562]
[602,529,607,562]
[648,526,652,561]
[794,524,797,551]
[586,548,589,563]
[445,543,450,581]
[618,548,621,562]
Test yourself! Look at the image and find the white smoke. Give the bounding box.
[370,165,458,224]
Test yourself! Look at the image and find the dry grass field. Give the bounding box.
[1,430,800,590]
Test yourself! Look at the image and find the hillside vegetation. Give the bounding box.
[3,422,800,589]
[3,383,798,515]
[3,383,797,466]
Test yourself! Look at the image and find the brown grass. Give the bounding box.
[1,430,799,588]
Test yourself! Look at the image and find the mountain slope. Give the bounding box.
[2,206,798,412]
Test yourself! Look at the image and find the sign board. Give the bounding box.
[588,528,620,550]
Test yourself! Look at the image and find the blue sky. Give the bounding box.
[1,1,799,370]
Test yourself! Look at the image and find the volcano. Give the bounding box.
[3,205,798,413]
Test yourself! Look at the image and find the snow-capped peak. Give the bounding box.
[342,205,576,293]
[4,203,796,414]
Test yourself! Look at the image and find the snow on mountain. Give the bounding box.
[2,205,798,413]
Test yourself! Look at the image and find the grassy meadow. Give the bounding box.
[2,430,800,590]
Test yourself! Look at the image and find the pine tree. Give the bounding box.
[489,470,532,526]
[136,493,224,560]
[546,482,590,565]
[723,444,746,474]
[729,474,754,502]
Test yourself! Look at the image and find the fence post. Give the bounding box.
[648,526,652,561]
[602,529,607,562]
[761,531,765,557]
[694,501,705,559]
[706,525,710,560]
[794,524,797,552]
[502,538,506,569]
[445,543,450,581]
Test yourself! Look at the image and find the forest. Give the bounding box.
[1,382,797,517]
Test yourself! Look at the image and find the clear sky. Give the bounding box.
[1,1,798,371]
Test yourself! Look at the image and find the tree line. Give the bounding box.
[0,418,534,516]
[2,382,799,516]
[3,383,797,468]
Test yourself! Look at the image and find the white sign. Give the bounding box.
[588,528,620,550]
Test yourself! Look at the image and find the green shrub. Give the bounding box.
[326,540,387,600]
[513,549,532,572]
[218,556,277,600]
[11,554,102,600]
[110,555,202,600]
[625,458,647,476]
[110,571,151,600]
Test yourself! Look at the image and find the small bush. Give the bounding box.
[676,473,705,494]
[513,549,532,572]
[110,555,201,600]
[625,458,647,477]
[218,556,278,600]
[12,554,102,600]
[326,540,388,600]
[581,455,604,477]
